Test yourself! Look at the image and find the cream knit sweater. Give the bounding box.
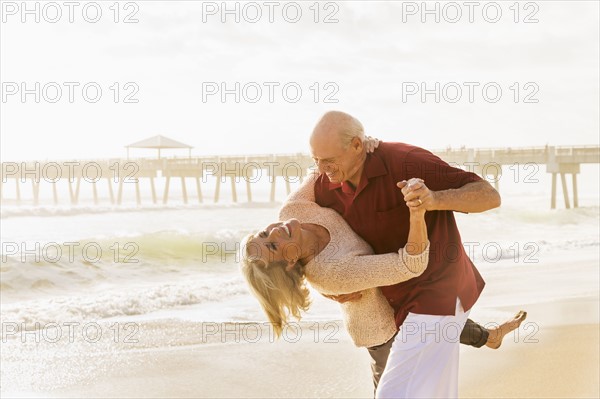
[279,173,430,348]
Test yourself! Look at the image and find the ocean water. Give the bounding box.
[1,168,599,331]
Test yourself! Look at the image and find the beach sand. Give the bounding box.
[461,323,599,399]
[5,296,592,399]
[11,320,374,398]
[460,298,600,398]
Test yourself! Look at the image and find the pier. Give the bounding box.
[1,145,598,209]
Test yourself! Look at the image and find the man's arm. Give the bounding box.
[399,147,501,213]
[432,180,501,212]
[401,179,501,213]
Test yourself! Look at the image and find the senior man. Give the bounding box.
[308,111,501,398]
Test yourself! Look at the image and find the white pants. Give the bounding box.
[376,298,470,399]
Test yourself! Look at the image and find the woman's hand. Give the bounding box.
[363,136,380,153]
[322,291,363,303]
[398,178,426,217]
[398,178,428,256]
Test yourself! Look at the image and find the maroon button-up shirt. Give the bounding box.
[314,142,486,328]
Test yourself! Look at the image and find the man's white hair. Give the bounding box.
[314,111,365,148]
[339,114,365,148]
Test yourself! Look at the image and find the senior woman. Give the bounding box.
[241,176,429,347]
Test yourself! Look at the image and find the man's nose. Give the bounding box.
[316,162,332,173]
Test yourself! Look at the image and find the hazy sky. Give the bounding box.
[1,1,599,161]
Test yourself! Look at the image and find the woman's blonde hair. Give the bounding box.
[239,233,311,337]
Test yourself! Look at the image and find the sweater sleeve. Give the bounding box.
[283,170,318,203]
[309,241,430,295]
[279,171,319,220]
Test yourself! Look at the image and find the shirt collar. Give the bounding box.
[326,151,388,191]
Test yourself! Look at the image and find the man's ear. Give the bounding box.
[352,136,363,151]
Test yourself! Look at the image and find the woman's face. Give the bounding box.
[247,218,302,266]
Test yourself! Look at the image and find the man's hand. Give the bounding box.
[397,178,437,211]
[322,291,363,303]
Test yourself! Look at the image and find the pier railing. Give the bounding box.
[1,145,598,209]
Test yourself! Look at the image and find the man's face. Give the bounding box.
[310,134,363,184]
